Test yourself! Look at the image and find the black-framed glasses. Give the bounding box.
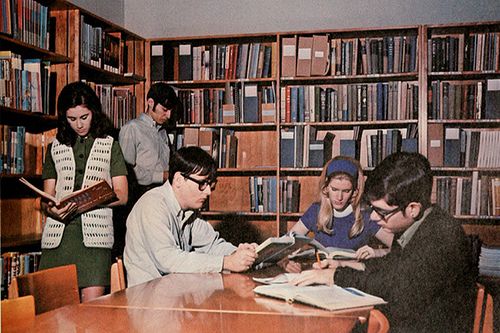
[181,173,217,191]
[368,204,403,221]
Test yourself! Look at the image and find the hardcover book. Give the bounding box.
[253,284,386,311]
[19,178,117,215]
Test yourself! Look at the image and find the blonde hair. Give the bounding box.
[316,156,365,238]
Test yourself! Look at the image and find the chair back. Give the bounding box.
[474,283,494,333]
[367,309,390,333]
[8,264,80,314]
[1,295,35,331]
[110,258,126,293]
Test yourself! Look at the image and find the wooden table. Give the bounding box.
[6,272,372,333]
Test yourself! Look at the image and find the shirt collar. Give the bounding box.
[397,206,433,248]
[333,204,353,218]
[139,112,162,129]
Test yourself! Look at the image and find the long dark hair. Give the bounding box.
[56,81,113,146]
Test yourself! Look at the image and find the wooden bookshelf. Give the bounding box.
[147,22,499,241]
[0,0,146,255]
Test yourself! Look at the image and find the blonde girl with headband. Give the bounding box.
[283,156,392,273]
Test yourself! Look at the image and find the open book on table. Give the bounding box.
[253,283,386,311]
[19,177,118,215]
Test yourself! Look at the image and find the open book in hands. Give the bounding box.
[19,177,118,215]
[253,283,386,311]
[253,233,317,269]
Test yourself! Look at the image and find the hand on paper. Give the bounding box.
[288,268,336,287]
[223,243,257,272]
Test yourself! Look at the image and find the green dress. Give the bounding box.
[40,136,127,288]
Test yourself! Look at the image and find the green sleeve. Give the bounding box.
[111,140,128,177]
[41,143,56,180]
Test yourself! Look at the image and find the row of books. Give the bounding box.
[249,176,277,213]
[280,81,419,123]
[1,251,41,299]
[0,0,50,50]
[438,128,500,168]
[435,174,500,217]
[0,52,53,114]
[479,245,500,278]
[428,79,500,120]
[1,125,24,174]
[151,42,275,82]
[280,125,418,169]
[281,34,418,77]
[177,84,276,124]
[85,82,137,129]
[178,128,238,169]
[428,32,500,72]
[80,16,123,74]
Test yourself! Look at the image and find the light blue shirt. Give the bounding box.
[119,113,170,185]
[124,181,237,287]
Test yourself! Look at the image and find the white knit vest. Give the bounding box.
[41,136,114,249]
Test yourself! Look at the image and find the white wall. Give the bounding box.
[69,0,124,26]
[123,0,500,39]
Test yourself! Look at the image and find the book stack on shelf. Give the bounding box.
[478,245,500,277]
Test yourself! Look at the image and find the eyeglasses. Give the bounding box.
[368,204,403,221]
[181,173,217,191]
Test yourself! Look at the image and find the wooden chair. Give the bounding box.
[1,295,35,330]
[367,309,390,333]
[8,264,80,315]
[474,283,494,333]
[110,258,126,293]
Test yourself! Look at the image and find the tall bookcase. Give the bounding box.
[147,22,499,244]
[0,0,145,292]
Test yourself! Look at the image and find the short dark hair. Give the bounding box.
[364,152,432,210]
[56,81,113,146]
[168,146,217,184]
[147,82,179,110]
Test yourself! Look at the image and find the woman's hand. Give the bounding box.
[45,201,78,222]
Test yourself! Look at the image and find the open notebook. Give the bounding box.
[253,283,386,311]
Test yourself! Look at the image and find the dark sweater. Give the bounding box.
[335,206,476,333]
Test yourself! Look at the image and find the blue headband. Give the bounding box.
[326,159,358,179]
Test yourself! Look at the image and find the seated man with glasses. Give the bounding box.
[290,152,476,333]
[124,146,257,287]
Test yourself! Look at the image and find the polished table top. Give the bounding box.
[6,272,372,333]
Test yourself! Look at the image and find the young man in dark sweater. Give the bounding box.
[291,152,477,333]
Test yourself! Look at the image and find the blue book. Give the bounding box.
[340,139,357,159]
[280,128,295,167]
[16,126,25,174]
[290,87,298,122]
[297,86,305,122]
[401,138,418,153]
[444,128,461,167]
[308,140,324,168]
[243,84,259,123]
[178,43,193,81]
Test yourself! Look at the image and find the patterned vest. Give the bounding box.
[41,136,114,249]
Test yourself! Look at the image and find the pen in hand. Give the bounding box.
[316,250,321,267]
